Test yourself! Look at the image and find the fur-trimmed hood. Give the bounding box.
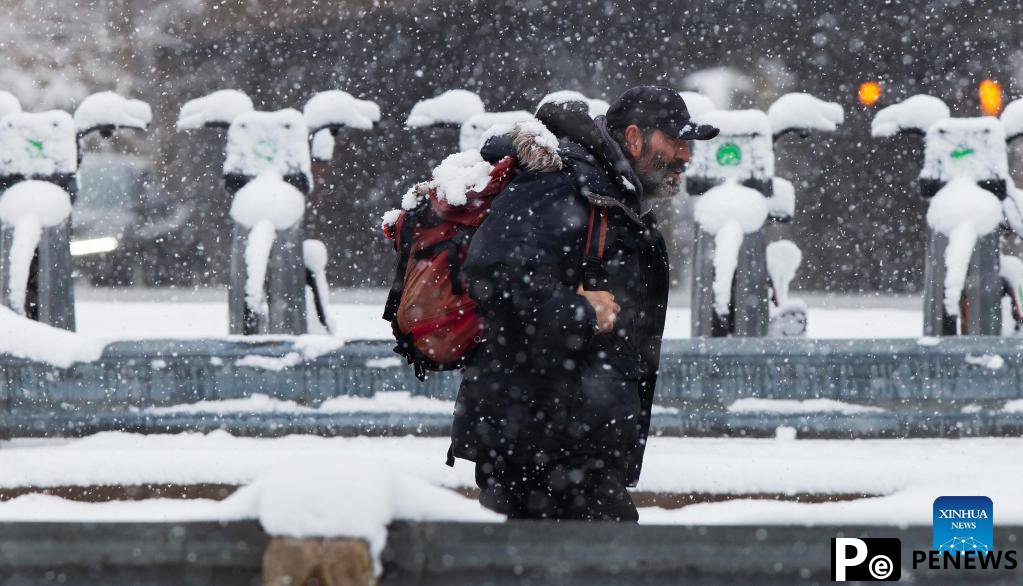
[479,101,646,225]
[480,120,562,172]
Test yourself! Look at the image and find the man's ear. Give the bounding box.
[623,124,644,158]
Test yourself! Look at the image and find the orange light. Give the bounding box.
[979,79,1003,116]
[858,81,882,106]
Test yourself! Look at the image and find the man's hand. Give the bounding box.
[577,284,620,334]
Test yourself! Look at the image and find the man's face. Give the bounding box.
[625,125,692,199]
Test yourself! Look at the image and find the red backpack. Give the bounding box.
[382,156,609,380]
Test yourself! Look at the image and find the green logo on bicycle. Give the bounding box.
[25,139,44,159]
[716,142,742,166]
[252,139,277,162]
[950,144,974,160]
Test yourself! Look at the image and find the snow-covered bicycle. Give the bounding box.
[0,91,150,330]
[178,89,379,335]
[685,92,843,338]
[872,95,1023,336]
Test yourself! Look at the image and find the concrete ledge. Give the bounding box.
[0,521,264,586]
[3,337,1023,438]
[1,521,1020,585]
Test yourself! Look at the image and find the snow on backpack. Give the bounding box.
[382,121,609,379]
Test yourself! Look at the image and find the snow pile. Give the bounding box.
[229,171,306,319]
[0,91,21,119]
[926,177,1004,315]
[73,91,151,133]
[1002,98,1023,142]
[236,460,500,573]
[694,182,769,316]
[303,239,338,335]
[243,220,276,318]
[678,91,716,118]
[536,90,609,118]
[319,392,454,414]
[0,453,497,575]
[727,398,884,415]
[224,109,312,187]
[0,180,73,227]
[303,90,380,132]
[400,181,431,211]
[234,352,300,371]
[177,89,254,130]
[150,393,311,415]
[921,117,1009,184]
[11,435,1023,530]
[871,94,950,137]
[0,434,1010,500]
[766,240,802,304]
[430,150,494,205]
[147,391,455,416]
[0,305,105,366]
[965,354,1005,370]
[687,110,775,182]
[0,111,77,177]
[310,129,335,161]
[406,89,485,128]
[0,494,253,523]
[767,93,843,137]
[1003,400,1023,413]
[229,171,306,229]
[459,110,533,152]
[0,180,73,313]
[767,177,795,220]
[381,209,402,230]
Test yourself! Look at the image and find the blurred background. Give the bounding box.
[4,0,1023,293]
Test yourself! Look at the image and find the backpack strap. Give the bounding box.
[383,215,416,322]
[581,205,610,289]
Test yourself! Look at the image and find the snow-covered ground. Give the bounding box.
[70,287,923,340]
[1,433,1020,526]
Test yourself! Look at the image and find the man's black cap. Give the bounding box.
[607,86,719,140]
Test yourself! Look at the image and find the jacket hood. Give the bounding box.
[479,102,646,224]
[535,102,645,224]
[480,121,562,173]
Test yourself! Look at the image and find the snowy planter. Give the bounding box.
[872,95,1023,336]
[179,89,378,335]
[0,92,150,331]
[687,93,841,337]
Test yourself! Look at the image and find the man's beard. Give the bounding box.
[634,154,682,200]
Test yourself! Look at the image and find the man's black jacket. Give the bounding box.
[449,109,670,486]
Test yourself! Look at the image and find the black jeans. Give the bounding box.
[474,453,638,522]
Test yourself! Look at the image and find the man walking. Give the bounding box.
[449,86,719,521]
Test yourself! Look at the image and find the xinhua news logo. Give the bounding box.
[831,537,901,581]
[912,496,1017,571]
